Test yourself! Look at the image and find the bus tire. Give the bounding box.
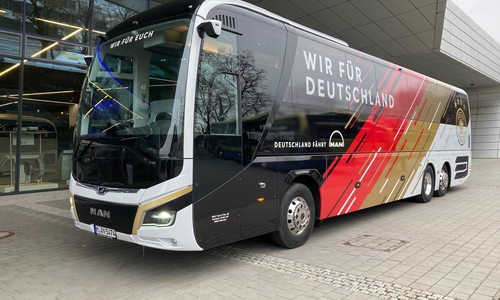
[271,183,315,249]
[416,165,434,203]
[434,163,449,197]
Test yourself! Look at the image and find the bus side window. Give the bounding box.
[236,13,286,159]
[237,14,285,117]
[195,29,238,135]
[209,73,240,135]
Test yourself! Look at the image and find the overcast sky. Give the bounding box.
[451,0,500,43]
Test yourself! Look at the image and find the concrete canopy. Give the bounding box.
[248,0,500,89]
[145,0,500,90]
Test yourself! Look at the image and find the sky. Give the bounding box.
[451,0,500,43]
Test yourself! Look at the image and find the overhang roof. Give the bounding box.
[150,0,500,89]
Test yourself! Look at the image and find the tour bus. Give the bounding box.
[70,0,471,251]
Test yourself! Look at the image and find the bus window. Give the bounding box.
[237,14,285,118]
[210,73,240,135]
[195,32,238,135]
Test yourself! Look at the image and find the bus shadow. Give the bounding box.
[70,187,467,275]
[232,186,465,250]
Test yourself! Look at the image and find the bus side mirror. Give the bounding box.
[197,20,222,38]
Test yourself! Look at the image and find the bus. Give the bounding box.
[70,0,471,251]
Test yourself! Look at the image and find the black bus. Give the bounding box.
[70,0,471,250]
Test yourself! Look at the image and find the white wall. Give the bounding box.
[442,1,500,85]
[468,86,500,158]
[443,1,500,158]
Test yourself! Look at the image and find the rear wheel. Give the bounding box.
[416,165,434,203]
[271,183,315,248]
[434,164,449,197]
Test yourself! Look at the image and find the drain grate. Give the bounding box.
[344,235,409,252]
[0,231,14,239]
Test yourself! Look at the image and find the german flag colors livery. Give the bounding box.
[70,0,470,251]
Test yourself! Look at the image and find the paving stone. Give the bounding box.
[1,159,500,299]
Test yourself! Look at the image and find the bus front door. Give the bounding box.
[193,72,244,249]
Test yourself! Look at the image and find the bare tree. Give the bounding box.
[238,49,273,118]
[93,0,136,33]
[20,0,137,58]
[74,0,93,47]
[25,0,67,59]
[195,49,273,134]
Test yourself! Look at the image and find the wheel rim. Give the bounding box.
[423,172,433,196]
[440,168,449,191]
[286,196,311,235]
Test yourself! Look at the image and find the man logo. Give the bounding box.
[329,130,345,148]
[90,207,111,219]
[96,186,108,195]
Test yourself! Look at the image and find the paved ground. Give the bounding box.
[1,159,499,300]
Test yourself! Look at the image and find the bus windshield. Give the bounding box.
[73,17,193,188]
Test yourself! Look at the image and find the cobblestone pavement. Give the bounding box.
[1,159,499,300]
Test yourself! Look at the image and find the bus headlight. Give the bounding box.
[143,210,176,227]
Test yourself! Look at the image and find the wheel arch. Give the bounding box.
[424,161,437,189]
[435,159,452,196]
[442,160,451,185]
[432,159,452,191]
[284,170,321,220]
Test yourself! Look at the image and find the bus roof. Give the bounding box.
[104,0,348,48]
[196,0,349,47]
[105,0,204,39]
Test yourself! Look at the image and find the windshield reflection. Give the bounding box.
[73,19,191,188]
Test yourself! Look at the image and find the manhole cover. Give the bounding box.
[0,231,14,239]
[344,235,409,252]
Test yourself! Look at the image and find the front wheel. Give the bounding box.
[416,165,435,203]
[434,164,449,197]
[271,183,315,249]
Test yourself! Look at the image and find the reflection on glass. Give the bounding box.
[0,114,57,186]
[0,57,84,193]
[24,1,91,41]
[195,36,275,136]
[74,19,192,188]
[26,37,88,64]
[0,58,19,192]
[208,74,239,135]
[0,32,21,55]
[93,0,139,34]
[0,0,147,193]
[0,3,23,32]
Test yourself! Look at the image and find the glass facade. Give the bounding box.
[0,0,149,193]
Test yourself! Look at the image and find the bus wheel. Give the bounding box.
[416,165,434,203]
[434,164,449,197]
[271,183,315,248]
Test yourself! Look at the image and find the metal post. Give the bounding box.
[14,0,27,192]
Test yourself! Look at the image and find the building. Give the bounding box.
[245,0,500,160]
[0,0,497,194]
[0,0,143,193]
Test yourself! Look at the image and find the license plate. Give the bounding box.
[93,225,117,239]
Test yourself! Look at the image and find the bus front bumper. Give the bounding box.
[71,205,203,251]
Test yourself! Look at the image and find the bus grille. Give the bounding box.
[455,156,469,180]
[213,14,236,30]
[74,195,138,234]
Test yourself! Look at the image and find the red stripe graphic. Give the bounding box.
[319,68,429,219]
